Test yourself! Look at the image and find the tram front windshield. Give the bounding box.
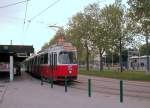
[59,51,77,64]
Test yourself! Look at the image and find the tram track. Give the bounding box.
[73,80,150,94]
[70,76,150,99]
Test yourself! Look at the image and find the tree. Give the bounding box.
[66,2,131,72]
[128,0,150,73]
[41,28,65,50]
[65,28,86,65]
[67,12,93,71]
[99,3,126,72]
[41,42,49,50]
[139,44,150,56]
[84,3,110,71]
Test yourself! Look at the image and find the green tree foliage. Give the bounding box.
[66,2,132,71]
[106,49,128,64]
[128,0,150,72]
[41,28,65,50]
[67,11,93,71]
[128,0,150,35]
[100,2,130,72]
[41,1,135,72]
[41,42,49,50]
[65,28,86,65]
[139,44,150,56]
[83,3,110,71]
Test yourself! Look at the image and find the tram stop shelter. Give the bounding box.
[0,45,34,81]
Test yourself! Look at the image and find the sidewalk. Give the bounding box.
[0,84,7,103]
[0,72,150,108]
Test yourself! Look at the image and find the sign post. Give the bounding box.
[9,55,13,81]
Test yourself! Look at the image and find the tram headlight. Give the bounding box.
[69,70,72,74]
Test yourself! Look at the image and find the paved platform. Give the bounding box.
[0,84,7,103]
[0,72,150,108]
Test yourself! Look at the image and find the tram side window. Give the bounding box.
[30,59,32,65]
[32,59,33,65]
[29,60,31,65]
[39,56,41,64]
[54,53,57,65]
[33,58,35,65]
[38,57,40,64]
[36,57,38,64]
[37,57,39,64]
[44,53,48,64]
[49,54,52,65]
[49,53,57,66]
[35,57,37,65]
[41,55,44,64]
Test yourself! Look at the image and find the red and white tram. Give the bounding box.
[24,42,78,81]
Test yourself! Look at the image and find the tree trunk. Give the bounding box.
[85,43,89,71]
[146,35,149,74]
[119,36,123,72]
[112,53,114,66]
[99,50,103,71]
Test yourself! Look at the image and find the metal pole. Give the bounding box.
[65,76,67,92]
[51,77,53,88]
[146,35,149,73]
[119,36,123,72]
[120,80,123,103]
[88,79,91,97]
[41,76,43,85]
[51,53,54,88]
[9,56,13,81]
[128,50,129,70]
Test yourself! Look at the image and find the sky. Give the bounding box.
[0,0,127,52]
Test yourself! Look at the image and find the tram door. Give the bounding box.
[37,56,41,77]
[49,52,57,78]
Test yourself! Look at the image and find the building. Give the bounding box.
[128,56,150,71]
[0,45,34,81]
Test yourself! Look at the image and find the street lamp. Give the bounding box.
[48,25,65,36]
[48,25,65,45]
[48,25,62,29]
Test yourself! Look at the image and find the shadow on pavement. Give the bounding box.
[0,73,9,82]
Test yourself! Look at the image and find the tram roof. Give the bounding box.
[38,43,76,53]
[25,42,77,61]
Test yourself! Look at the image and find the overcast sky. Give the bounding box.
[0,0,127,52]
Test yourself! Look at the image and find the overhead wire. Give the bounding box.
[25,0,61,31]
[1,0,61,32]
[24,0,29,24]
[0,0,31,9]
[29,0,61,21]
[23,0,29,30]
[0,15,48,25]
